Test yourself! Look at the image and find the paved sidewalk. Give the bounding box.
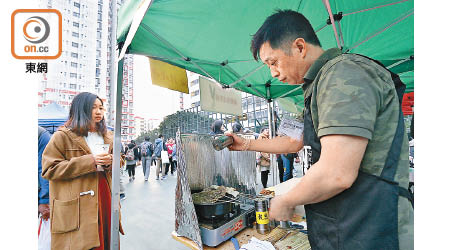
[120,164,187,250]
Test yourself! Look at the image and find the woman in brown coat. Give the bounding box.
[42,92,123,250]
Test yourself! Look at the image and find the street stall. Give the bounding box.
[171,133,310,249]
[110,0,414,249]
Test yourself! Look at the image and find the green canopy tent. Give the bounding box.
[117,0,414,111]
[109,1,414,248]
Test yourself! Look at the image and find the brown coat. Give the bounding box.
[42,126,123,250]
[257,133,271,167]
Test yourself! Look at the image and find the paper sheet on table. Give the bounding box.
[239,237,275,250]
[267,177,305,217]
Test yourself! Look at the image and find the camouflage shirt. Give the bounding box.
[302,48,413,249]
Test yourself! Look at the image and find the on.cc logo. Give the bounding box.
[23,16,50,44]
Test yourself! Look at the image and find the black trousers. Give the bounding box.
[127,164,136,177]
[163,163,170,175]
[165,158,176,174]
[172,160,177,172]
[261,170,269,188]
[277,156,284,183]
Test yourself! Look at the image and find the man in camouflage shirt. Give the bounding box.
[226,10,413,249]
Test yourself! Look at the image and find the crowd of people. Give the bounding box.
[122,136,177,182]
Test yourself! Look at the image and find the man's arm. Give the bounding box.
[269,134,368,220]
[225,132,303,154]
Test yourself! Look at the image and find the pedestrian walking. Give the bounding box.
[140,136,153,181]
[152,134,167,180]
[125,140,140,182]
[165,138,175,176]
[171,142,177,174]
[281,153,295,181]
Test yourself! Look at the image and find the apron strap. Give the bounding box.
[353,54,414,208]
[379,73,406,182]
[399,186,414,208]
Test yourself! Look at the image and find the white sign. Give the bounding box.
[199,76,242,116]
[277,117,304,141]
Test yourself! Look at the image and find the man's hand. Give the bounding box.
[224,131,246,151]
[38,204,50,220]
[268,195,295,221]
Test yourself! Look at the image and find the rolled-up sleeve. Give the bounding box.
[316,60,381,140]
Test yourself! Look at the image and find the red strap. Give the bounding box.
[38,217,43,237]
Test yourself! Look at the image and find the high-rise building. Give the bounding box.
[38,0,110,110]
[38,0,134,144]
[134,116,145,138]
[119,55,135,143]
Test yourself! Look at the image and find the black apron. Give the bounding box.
[302,58,413,250]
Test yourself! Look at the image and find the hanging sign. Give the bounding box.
[149,58,189,94]
[199,76,242,116]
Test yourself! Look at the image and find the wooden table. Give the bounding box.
[172,214,306,250]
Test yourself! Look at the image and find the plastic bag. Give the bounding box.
[161,150,170,164]
[38,216,51,250]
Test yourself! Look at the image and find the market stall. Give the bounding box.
[110,0,414,248]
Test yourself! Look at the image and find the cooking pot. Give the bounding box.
[193,193,238,219]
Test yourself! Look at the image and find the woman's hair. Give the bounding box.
[65,92,107,137]
[232,123,243,133]
[211,120,224,134]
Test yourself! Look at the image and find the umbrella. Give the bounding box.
[117,0,414,110]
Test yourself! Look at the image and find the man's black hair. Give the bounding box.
[144,136,150,141]
[251,9,321,61]
[158,134,163,138]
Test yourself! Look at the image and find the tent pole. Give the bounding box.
[276,85,303,99]
[267,100,278,186]
[322,0,342,49]
[109,1,121,249]
[110,58,123,250]
[228,64,265,87]
[252,95,257,131]
[346,9,413,52]
[223,65,266,99]
[265,85,278,186]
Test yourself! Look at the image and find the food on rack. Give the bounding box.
[273,230,310,250]
[260,226,289,244]
[259,189,275,196]
[192,185,238,204]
